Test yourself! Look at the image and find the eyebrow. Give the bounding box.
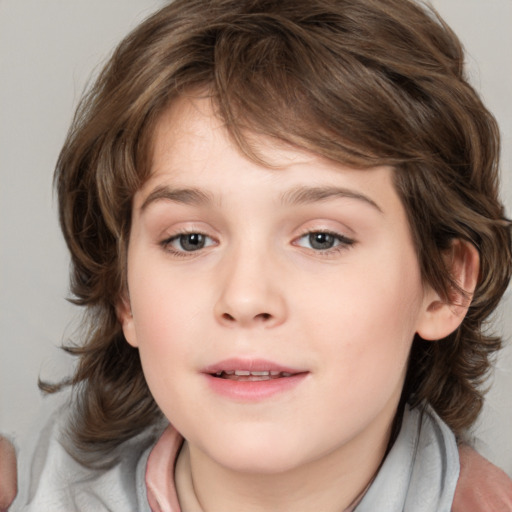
[140,186,214,211]
[140,184,382,213]
[280,186,383,213]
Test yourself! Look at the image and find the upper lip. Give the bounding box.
[202,358,306,375]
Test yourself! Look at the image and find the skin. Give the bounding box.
[454,445,512,511]
[119,96,478,512]
[0,436,17,512]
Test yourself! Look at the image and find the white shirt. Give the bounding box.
[12,392,459,511]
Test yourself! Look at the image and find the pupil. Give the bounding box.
[180,233,205,251]
[309,232,334,250]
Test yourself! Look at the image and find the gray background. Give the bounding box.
[1,0,511,476]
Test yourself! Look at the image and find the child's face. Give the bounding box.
[120,97,435,474]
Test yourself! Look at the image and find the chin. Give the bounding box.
[203,430,309,475]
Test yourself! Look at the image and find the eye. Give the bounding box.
[295,231,354,252]
[162,232,216,253]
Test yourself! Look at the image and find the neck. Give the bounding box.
[175,419,393,512]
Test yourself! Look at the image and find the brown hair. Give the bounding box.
[50,0,511,465]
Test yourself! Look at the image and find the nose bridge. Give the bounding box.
[214,237,286,327]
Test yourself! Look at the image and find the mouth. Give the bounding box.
[211,370,295,381]
[203,358,305,380]
[202,359,308,400]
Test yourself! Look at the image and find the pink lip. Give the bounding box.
[202,358,309,402]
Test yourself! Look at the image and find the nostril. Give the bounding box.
[219,311,275,324]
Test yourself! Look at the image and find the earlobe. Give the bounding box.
[417,240,480,341]
[116,295,139,347]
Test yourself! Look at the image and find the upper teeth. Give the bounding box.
[215,370,292,377]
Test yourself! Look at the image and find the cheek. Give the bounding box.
[131,285,198,421]
[127,271,197,378]
[300,256,423,391]
[129,254,206,337]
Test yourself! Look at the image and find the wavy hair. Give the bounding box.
[48,0,511,466]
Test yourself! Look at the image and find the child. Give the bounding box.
[10,0,512,510]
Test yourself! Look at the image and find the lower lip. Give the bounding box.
[204,373,308,401]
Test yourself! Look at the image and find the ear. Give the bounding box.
[116,294,139,348]
[416,239,480,341]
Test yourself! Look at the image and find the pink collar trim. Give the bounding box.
[145,425,184,512]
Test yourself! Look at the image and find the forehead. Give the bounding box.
[133,96,409,232]
[145,96,394,192]
[150,95,319,172]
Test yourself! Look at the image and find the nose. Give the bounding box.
[213,247,287,329]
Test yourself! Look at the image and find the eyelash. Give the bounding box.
[160,230,217,258]
[159,229,356,257]
[293,230,355,256]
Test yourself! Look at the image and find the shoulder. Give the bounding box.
[0,436,17,511]
[452,445,512,512]
[11,391,163,512]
